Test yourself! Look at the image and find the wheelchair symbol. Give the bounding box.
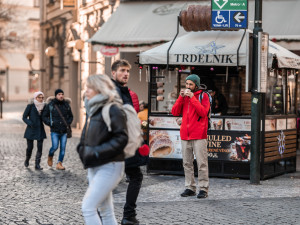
[215,11,227,24]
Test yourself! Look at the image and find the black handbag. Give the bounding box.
[54,104,72,138]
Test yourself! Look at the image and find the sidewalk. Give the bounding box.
[0,101,299,225]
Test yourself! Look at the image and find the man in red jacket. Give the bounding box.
[171,74,210,199]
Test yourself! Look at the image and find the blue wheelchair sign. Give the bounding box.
[211,11,230,28]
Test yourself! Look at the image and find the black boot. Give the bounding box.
[24,158,30,167]
[25,141,33,168]
[35,151,43,170]
[35,140,44,170]
[121,217,140,225]
[35,163,43,170]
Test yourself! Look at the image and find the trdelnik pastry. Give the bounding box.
[149,130,174,157]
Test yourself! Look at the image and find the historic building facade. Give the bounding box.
[40,0,119,128]
[0,0,40,101]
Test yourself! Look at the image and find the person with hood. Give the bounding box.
[42,89,73,170]
[22,91,47,170]
[77,74,128,225]
[171,74,210,199]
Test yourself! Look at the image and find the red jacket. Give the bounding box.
[171,90,210,140]
[129,89,139,113]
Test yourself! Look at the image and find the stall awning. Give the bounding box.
[88,1,204,47]
[139,30,300,69]
[89,0,300,47]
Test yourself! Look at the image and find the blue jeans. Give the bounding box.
[49,132,67,163]
[82,162,124,225]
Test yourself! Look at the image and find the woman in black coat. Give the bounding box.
[22,91,46,170]
[77,74,128,225]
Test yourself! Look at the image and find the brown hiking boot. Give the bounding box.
[56,162,65,170]
[47,156,53,167]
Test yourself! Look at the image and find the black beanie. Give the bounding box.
[55,89,64,96]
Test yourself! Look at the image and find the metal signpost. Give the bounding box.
[211,0,248,29]
[211,0,263,183]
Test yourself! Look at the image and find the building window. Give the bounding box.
[32,29,40,50]
[34,0,40,7]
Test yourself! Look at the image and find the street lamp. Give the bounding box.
[26,53,46,73]
[44,46,68,79]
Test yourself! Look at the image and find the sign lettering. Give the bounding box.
[175,54,235,64]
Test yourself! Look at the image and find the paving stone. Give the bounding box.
[0,102,299,225]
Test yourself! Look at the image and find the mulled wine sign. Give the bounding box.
[207,131,251,161]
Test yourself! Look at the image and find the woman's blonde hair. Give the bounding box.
[86,74,116,100]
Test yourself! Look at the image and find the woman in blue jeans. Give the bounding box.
[77,74,128,225]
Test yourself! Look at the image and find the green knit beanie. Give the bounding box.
[186,74,200,87]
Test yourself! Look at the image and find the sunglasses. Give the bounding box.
[37,96,44,99]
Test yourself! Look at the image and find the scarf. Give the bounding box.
[34,99,45,115]
[85,90,123,118]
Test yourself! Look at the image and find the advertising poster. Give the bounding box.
[224,118,251,131]
[287,118,297,129]
[149,116,180,129]
[149,130,251,162]
[207,131,251,161]
[265,119,276,131]
[210,118,223,130]
[277,119,286,130]
[149,130,182,159]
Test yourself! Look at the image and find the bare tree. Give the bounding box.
[0,0,23,48]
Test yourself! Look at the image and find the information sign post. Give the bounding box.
[211,0,248,29]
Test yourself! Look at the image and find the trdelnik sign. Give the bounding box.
[174,41,236,65]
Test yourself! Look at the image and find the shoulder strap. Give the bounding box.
[49,104,53,126]
[101,102,115,132]
[198,91,211,117]
[54,104,69,127]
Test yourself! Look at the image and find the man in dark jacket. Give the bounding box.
[42,89,73,170]
[111,59,143,225]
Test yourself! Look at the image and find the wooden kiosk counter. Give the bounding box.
[139,30,300,179]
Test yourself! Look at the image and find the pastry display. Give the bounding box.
[149,130,174,157]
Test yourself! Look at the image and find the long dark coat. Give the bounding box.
[22,103,47,140]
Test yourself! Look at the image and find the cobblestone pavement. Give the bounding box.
[0,101,300,225]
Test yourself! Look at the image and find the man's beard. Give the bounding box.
[117,79,127,86]
[188,87,198,93]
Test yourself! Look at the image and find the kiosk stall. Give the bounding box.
[139,30,300,179]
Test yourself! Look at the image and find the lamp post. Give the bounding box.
[74,39,84,128]
[74,39,84,106]
[26,53,46,94]
[250,0,263,184]
[45,46,68,79]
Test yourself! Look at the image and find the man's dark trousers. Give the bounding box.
[123,166,143,218]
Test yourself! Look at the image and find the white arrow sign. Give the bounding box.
[234,12,245,23]
[214,0,228,9]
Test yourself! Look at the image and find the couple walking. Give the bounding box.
[22,89,73,170]
[77,59,148,225]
